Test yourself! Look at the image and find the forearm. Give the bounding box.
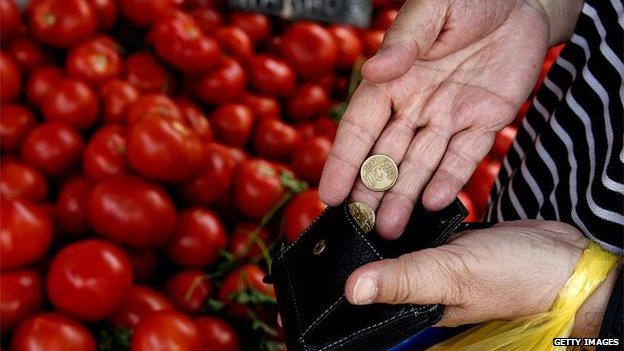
[528,0,584,46]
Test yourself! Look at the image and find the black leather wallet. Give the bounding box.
[269,199,481,351]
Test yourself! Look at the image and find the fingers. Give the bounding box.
[361,0,447,83]
[345,248,464,306]
[422,129,495,211]
[318,81,391,206]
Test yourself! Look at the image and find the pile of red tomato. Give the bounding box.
[0,0,562,349]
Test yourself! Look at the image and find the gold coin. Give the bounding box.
[348,202,375,233]
[360,154,398,191]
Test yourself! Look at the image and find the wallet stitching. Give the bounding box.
[343,207,383,259]
[284,261,308,350]
[301,295,345,337]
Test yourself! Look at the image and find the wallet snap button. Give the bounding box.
[312,240,326,255]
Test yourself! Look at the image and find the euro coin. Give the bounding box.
[360,154,398,192]
[348,202,375,233]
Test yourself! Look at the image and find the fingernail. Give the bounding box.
[352,276,378,305]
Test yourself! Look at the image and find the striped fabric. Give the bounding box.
[486,0,624,254]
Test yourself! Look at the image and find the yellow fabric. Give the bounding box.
[429,241,619,351]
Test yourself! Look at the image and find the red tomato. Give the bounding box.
[361,29,385,55]
[0,104,36,152]
[514,99,532,125]
[47,239,133,320]
[0,199,53,270]
[41,79,99,130]
[8,38,46,72]
[166,208,228,267]
[291,136,332,184]
[491,125,518,159]
[240,93,280,120]
[126,94,182,125]
[295,121,315,139]
[229,11,270,44]
[55,177,91,238]
[465,158,501,213]
[229,222,270,259]
[130,250,158,282]
[92,0,117,29]
[458,191,479,222]
[131,310,203,351]
[283,189,326,242]
[82,124,128,181]
[1,0,23,42]
[253,119,300,160]
[66,36,121,86]
[26,0,98,48]
[215,26,253,61]
[25,65,63,106]
[211,103,254,148]
[287,84,329,120]
[328,25,363,69]
[248,55,296,97]
[233,159,285,219]
[100,80,139,124]
[0,270,43,332]
[191,7,223,34]
[195,316,240,351]
[179,142,236,205]
[124,53,174,93]
[165,270,212,314]
[176,98,213,142]
[0,161,48,202]
[119,0,175,27]
[281,23,338,79]
[1,51,21,102]
[314,116,338,141]
[218,264,274,319]
[20,122,84,176]
[9,313,96,351]
[111,285,173,328]
[194,57,246,104]
[373,9,398,30]
[86,175,177,248]
[127,115,204,182]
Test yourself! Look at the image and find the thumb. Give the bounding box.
[345,248,464,306]
[361,0,447,83]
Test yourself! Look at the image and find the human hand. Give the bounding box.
[319,0,550,238]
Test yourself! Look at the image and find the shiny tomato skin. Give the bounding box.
[41,79,99,130]
[491,125,518,159]
[127,116,204,182]
[20,122,84,176]
[151,11,221,73]
[92,0,117,29]
[47,239,133,320]
[283,189,326,242]
[82,124,128,181]
[26,0,98,48]
[86,176,177,248]
[179,142,236,205]
[328,25,363,69]
[191,7,223,34]
[229,11,270,44]
[215,26,253,61]
[25,65,64,106]
[130,310,203,351]
[176,98,213,142]
[249,55,296,97]
[287,84,329,120]
[240,93,280,121]
[166,208,227,268]
[458,191,479,222]
[1,0,23,42]
[211,103,254,148]
[291,136,332,184]
[55,177,91,238]
[66,36,121,86]
[195,316,240,351]
[1,51,21,102]
[0,199,52,270]
[218,264,274,319]
[124,53,173,93]
[253,119,300,161]
[119,0,174,27]
[126,94,182,125]
[194,57,246,104]
[0,161,47,202]
[165,270,212,314]
[111,285,174,328]
[229,222,269,259]
[281,23,338,79]
[0,104,36,152]
[9,313,96,351]
[465,158,501,213]
[361,29,385,55]
[0,270,43,333]
[100,80,139,124]
[233,159,285,219]
[8,38,46,72]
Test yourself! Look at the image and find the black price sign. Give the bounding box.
[228,0,372,27]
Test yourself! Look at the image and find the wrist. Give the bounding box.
[527,0,584,46]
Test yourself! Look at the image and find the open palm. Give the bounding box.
[319,0,550,238]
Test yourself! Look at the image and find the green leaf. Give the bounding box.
[205,298,225,313]
[98,326,132,351]
[280,171,308,194]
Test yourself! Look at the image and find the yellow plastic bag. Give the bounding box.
[429,241,620,351]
